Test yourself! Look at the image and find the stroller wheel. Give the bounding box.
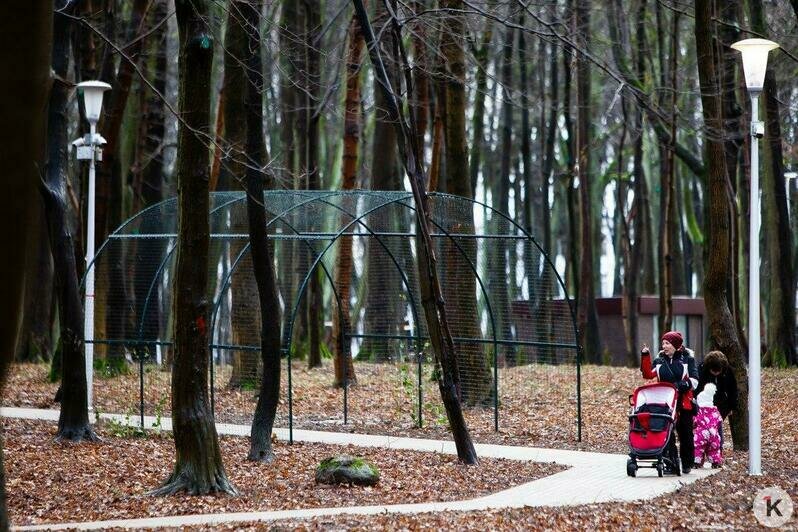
[656,462,664,477]
[626,459,637,477]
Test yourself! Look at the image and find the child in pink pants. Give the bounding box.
[694,383,723,467]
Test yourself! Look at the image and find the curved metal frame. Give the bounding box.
[431,192,582,440]
[87,190,582,441]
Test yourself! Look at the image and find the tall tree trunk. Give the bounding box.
[468,17,493,196]
[96,0,151,368]
[360,0,401,362]
[305,0,323,369]
[239,0,283,462]
[411,0,429,157]
[695,0,748,450]
[718,0,747,352]
[353,0,478,464]
[750,0,796,366]
[222,0,259,389]
[518,10,537,355]
[439,0,492,403]
[562,0,579,300]
[657,8,679,332]
[493,23,515,365]
[540,30,558,362]
[574,0,601,362]
[278,0,299,351]
[0,2,51,525]
[42,0,97,442]
[152,0,236,496]
[332,7,365,387]
[132,0,168,354]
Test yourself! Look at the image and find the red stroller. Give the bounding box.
[626,382,681,477]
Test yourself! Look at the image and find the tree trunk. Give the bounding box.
[540,31,558,362]
[750,0,796,366]
[562,2,579,301]
[353,0,478,464]
[97,0,150,368]
[222,0,259,389]
[0,2,51,526]
[15,226,54,363]
[695,0,748,450]
[132,0,168,354]
[39,0,98,443]
[360,0,401,362]
[152,0,236,496]
[491,24,516,366]
[237,0,283,463]
[411,0,429,158]
[332,7,365,387]
[657,8,679,332]
[305,0,323,370]
[467,18,493,196]
[278,0,299,351]
[574,0,601,362]
[439,0,492,403]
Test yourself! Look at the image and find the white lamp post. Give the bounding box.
[731,38,779,476]
[73,80,111,411]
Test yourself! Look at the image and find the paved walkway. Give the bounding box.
[2,407,718,531]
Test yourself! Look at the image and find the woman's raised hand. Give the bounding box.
[641,343,650,355]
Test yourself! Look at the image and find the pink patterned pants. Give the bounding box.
[694,406,723,464]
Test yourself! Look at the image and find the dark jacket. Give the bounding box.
[640,347,698,412]
[642,348,698,385]
[696,364,738,418]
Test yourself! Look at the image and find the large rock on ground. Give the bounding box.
[315,455,380,486]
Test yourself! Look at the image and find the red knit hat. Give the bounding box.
[661,331,683,349]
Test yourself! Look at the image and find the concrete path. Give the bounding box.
[2,407,718,531]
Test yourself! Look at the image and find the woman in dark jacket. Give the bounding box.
[640,330,698,474]
[696,350,737,456]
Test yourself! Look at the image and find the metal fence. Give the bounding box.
[86,190,581,443]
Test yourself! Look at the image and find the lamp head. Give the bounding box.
[731,39,779,94]
[76,80,112,125]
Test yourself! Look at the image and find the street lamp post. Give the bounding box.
[731,38,779,476]
[73,80,111,411]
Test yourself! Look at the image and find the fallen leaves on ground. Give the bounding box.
[3,418,562,526]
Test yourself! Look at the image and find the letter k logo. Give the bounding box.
[765,495,783,517]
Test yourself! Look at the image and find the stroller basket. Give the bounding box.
[630,404,672,432]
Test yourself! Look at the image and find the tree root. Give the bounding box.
[247,446,275,463]
[55,425,100,443]
[149,470,238,497]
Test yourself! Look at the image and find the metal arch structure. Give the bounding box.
[85,190,582,443]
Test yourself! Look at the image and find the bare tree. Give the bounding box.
[353,0,478,464]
